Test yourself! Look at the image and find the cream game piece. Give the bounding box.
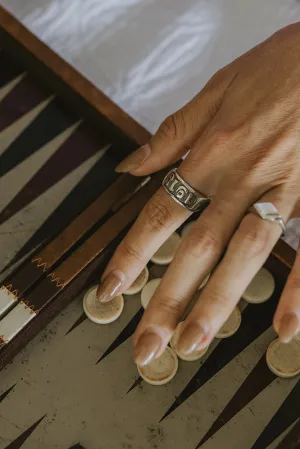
[83,286,124,324]
[141,278,161,309]
[266,337,300,378]
[137,346,178,385]
[150,233,181,265]
[242,268,275,304]
[170,322,208,361]
[124,267,149,295]
[216,307,242,338]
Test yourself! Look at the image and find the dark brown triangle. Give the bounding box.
[0,122,108,225]
[0,74,49,132]
[0,96,78,179]
[96,307,143,364]
[0,51,23,87]
[275,418,300,449]
[2,145,120,271]
[196,353,276,447]
[251,380,300,449]
[65,313,87,336]
[68,445,86,449]
[127,376,143,394]
[4,414,46,449]
[0,383,16,403]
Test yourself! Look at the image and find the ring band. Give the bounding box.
[249,202,287,236]
[162,168,211,213]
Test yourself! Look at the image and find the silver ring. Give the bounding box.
[162,168,211,213]
[249,202,287,236]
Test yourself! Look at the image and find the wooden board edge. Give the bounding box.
[0,235,123,371]
[0,6,151,146]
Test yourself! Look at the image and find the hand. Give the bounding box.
[97,23,300,366]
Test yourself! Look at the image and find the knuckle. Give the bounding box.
[154,296,182,316]
[241,171,260,190]
[208,68,225,84]
[143,197,173,232]
[199,290,230,320]
[158,110,185,141]
[234,217,273,258]
[213,127,238,147]
[206,66,229,89]
[121,242,144,264]
[183,225,221,260]
[210,117,253,148]
[180,145,207,171]
[210,291,230,312]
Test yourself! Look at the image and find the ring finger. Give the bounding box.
[176,187,295,355]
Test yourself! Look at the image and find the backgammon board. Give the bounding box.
[0,7,299,449]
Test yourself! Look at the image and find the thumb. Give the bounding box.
[115,67,236,176]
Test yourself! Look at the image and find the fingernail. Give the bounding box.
[115,144,151,173]
[97,272,123,303]
[134,331,162,366]
[278,313,299,343]
[177,322,208,355]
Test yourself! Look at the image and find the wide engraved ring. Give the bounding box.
[162,168,211,213]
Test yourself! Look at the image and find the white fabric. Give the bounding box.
[1,0,300,249]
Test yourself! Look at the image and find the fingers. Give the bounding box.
[176,188,295,355]
[99,134,225,303]
[97,186,190,302]
[115,68,236,176]
[133,185,255,365]
[273,246,300,342]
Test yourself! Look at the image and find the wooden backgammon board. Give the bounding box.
[0,7,299,449]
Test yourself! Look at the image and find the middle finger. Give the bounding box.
[133,182,258,365]
[97,157,215,302]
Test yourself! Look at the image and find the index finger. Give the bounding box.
[96,186,190,302]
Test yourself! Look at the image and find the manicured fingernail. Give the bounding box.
[177,322,207,355]
[134,331,162,366]
[278,313,299,343]
[97,272,123,303]
[115,144,151,173]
